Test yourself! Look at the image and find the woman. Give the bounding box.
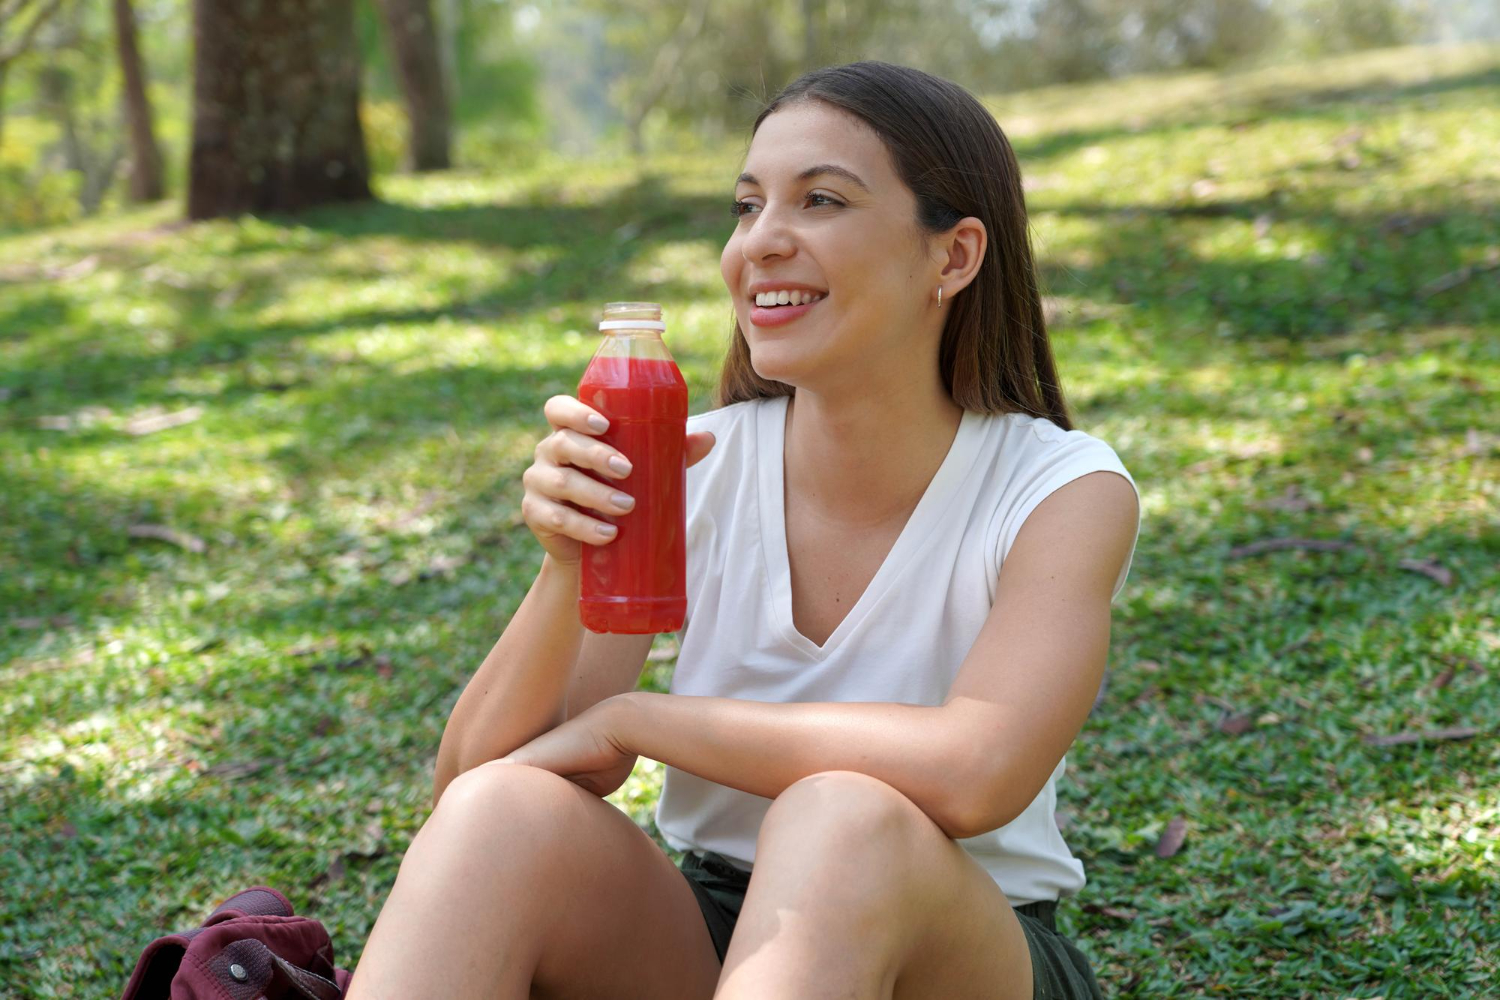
[347,61,1141,999]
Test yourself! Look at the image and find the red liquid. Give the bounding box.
[576,354,688,633]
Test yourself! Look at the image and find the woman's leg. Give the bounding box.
[344,761,721,1000]
[714,770,1032,1000]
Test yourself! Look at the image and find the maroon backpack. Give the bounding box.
[121,885,354,999]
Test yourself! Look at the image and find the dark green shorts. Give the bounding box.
[677,850,1105,999]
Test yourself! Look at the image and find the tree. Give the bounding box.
[111,0,162,201]
[373,0,450,170]
[0,0,68,151]
[187,0,371,220]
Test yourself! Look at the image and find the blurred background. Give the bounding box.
[2,1,1497,996]
[2,0,1499,223]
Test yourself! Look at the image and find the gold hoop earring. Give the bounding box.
[937,285,943,307]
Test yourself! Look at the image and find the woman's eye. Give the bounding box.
[730,194,841,218]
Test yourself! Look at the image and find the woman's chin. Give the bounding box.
[747,350,802,387]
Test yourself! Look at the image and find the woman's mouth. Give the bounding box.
[749,289,826,329]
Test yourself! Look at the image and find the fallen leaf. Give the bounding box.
[1397,558,1452,587]
[288,638,339,658]
[1331,127,1364,149]
[1428,667,1456,691]
[1276,633,1320,656]
[127,524,207,553]
[316,855,347,887]
[1258,485,1318,513]
[48,254,100,281]
[1226,536,1359,559]
[1217,713,1253,735]
[1082,901,1137,920]
[1130,684,1160,710]
[123,406,203,436]
[1156,816,1188,859]
[1437,652,1484,672]
[202,757,278,778]
[11,615,74,630]
[1362,727,1480,747]
[1418,246,1500,299]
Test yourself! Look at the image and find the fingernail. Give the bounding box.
[611,491,634,509]
[588,414,609,432]
[597,523,617,536]
[608,456,632,476]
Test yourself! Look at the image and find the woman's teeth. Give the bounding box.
[754,290,825,307]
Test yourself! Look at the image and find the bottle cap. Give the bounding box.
[600,301,664,332]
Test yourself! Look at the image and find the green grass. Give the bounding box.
[3,41,1498,997]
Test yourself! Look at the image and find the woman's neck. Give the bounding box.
[783,377,965,530]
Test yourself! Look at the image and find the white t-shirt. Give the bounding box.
[655,393,1141,906]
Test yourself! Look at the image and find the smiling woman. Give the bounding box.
[348,61,1135,1000]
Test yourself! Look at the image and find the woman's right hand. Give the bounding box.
[522,395,715,568]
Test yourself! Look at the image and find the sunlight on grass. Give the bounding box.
[2,42,1497,996]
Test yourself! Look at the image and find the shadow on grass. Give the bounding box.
[1,176,730,415]
[1036,198,1500,341]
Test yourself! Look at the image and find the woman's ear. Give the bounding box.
[935,217,987,299]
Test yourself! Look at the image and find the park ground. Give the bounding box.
[2,42,1498,997]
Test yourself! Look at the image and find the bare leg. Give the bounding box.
[345,762,721,1000]
[714,771,1031,1000]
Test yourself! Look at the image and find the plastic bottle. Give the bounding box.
[576,302,689,633]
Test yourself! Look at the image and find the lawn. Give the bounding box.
[2,42,1497,997]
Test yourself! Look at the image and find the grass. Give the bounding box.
[2,41,1498,997]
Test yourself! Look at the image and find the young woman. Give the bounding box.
[347,61,1141,1000]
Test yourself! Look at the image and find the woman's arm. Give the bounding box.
[431,554,586,807]
[606,471,1140,839]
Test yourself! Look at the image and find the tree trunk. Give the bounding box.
[187,0,371,220]
[374,0,449,171]
[112,0,163,202]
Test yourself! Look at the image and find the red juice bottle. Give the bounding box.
[576,302,688,633]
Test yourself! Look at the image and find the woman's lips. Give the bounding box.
[749,295,823,328]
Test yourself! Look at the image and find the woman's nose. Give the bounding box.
[739,206,797,263]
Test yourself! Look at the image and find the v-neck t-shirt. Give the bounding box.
[654,393,1142,906]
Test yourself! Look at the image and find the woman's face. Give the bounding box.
[721,100,937,389]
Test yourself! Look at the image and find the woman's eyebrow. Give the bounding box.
[735,164,870,191]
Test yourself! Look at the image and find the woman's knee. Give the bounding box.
[761,770,924,850]
[426,762,594,862]
[755,771,939,891]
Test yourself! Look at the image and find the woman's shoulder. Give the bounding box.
[983,409,1126,459]
[973,409,1136,493]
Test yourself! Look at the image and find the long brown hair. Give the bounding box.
[715,60,1073,431]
